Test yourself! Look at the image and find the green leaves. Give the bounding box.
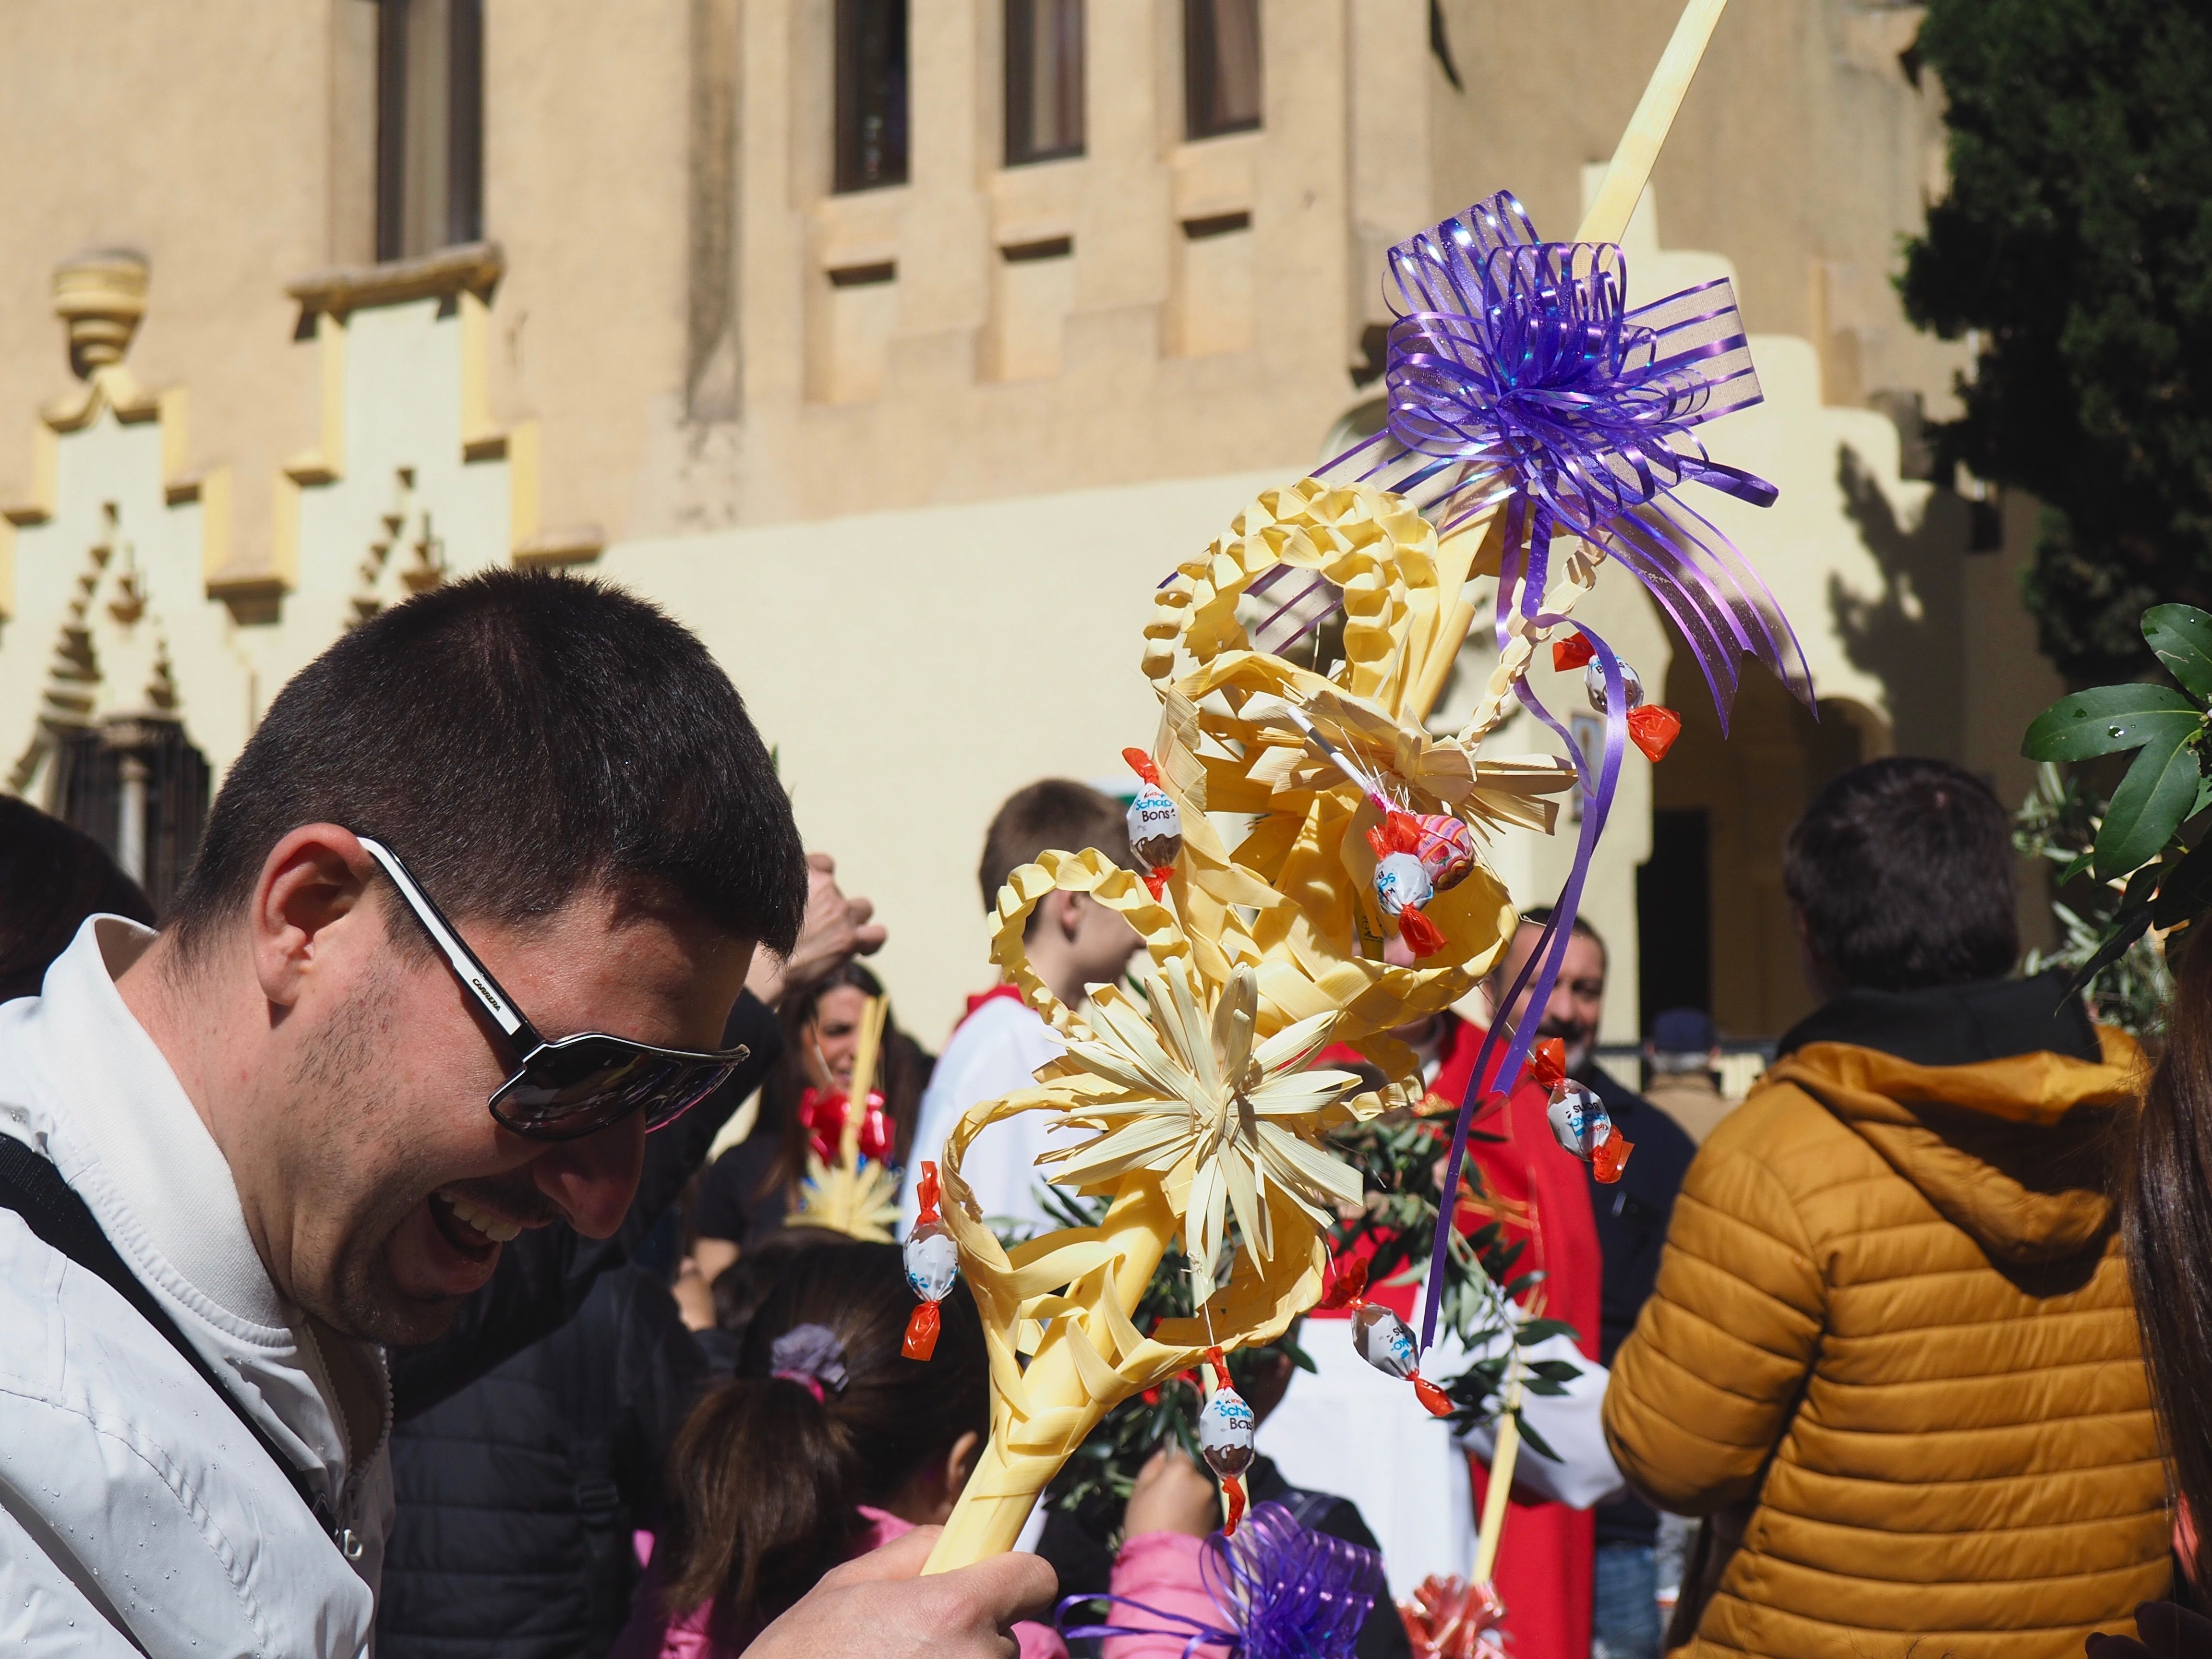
[2021,683,2199,762]
[2022,604,2212,886]
[2096,723,2205,878]
[2146,605,2212,700]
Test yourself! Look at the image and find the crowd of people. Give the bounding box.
[0,571,2205,1659]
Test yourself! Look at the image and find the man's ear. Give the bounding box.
[1789,902,1838,999]
[1051,887,1089,943]
[250,825,377,1010]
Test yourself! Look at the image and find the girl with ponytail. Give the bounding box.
[620,1240,1363,1659]
[614,1241,1067,1658]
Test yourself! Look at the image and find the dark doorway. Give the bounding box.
[1638,808,1710,1033]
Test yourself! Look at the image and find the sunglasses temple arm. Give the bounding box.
[354,836,542,1048]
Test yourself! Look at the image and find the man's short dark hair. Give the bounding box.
[170,570,806,957]
[1783,756,2017,993]
[977,780,1130,912]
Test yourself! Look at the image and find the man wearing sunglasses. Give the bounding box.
[0,571,1054,1659]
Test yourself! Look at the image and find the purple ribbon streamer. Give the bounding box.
[1321,190,1813,730]
[1416,607,1628,1356]
[1057,1502,1387,1659]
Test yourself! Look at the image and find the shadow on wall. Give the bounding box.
[1644,625,1867,1043]
[1828,441,1972,758]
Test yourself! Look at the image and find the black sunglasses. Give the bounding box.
[356,836,750,1142]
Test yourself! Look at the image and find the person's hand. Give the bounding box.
[747,852,888,1005]
[747,1525,1057,1659]
[1123,1447,1220,1539]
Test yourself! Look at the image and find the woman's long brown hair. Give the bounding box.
[2124,928,2212,1584]
[654,1241,987,1639]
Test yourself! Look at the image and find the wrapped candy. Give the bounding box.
[1122,748,1185,898]
[903,1162,961,1359]
[1366,810,1471,958]
[1584,659,1644,714]
[1318,1258,1454,1416]
[1626,704,1682,762]
[1582,657,1683,763]
[796,1085,891,1166]
[1529,1039,1634,1184]
[1399,1575,1508,1659]
[1196,1346,1258,1535]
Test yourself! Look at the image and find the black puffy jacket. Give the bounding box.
[376,1266,708,1659]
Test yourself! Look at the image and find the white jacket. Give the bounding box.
[0,917,391,1658]
[897,993,1070,1238]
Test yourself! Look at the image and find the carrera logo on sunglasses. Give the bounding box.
[469,977,506,1014]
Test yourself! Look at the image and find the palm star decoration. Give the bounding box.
[1037,957,1367,1290]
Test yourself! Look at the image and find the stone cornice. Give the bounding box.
[286,241,505,317]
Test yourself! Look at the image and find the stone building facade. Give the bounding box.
[0,0,2053,1044]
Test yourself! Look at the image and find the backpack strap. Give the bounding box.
[0,1136,349,1558]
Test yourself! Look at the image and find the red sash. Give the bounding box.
[1325,1014,1600,1659]
[950,981,1025,1041]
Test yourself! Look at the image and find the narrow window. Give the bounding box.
[835,0,910,193]
[1005,0,1084,165]
[52,721,210,917]
[375,0,485,261]
[1184,0,1261,140]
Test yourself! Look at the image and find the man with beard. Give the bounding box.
[1488,909,1696,1659]
[0,571,1053,1658]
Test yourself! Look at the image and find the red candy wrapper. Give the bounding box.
[903,1162,959,1361]
[1627,704,1682,762]
[1551,635,1596,672]
[1367,810,1472,958]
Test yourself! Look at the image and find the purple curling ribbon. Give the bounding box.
[1416,618,1629,1353]
[1326,190,1812,731]
[1058,1502,1387,1659]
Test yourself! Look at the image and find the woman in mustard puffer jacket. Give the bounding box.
[1600,760,2169,1659]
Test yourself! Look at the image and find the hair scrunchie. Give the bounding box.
[768,1323,850,1402]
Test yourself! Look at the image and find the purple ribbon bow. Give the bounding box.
[1332,189,1812,729]
[1058,1502,1387,1659]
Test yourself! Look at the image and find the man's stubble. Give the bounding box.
[284,961,463,1346]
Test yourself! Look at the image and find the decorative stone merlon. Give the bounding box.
[54,251,149,378]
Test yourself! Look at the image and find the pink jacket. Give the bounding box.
[1102,1532,1230,1659]
[612,1506,1076,1659]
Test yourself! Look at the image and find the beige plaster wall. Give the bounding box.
[1429,0,1966,418]
[0,2,364,580]
[599,467,1292,1045]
